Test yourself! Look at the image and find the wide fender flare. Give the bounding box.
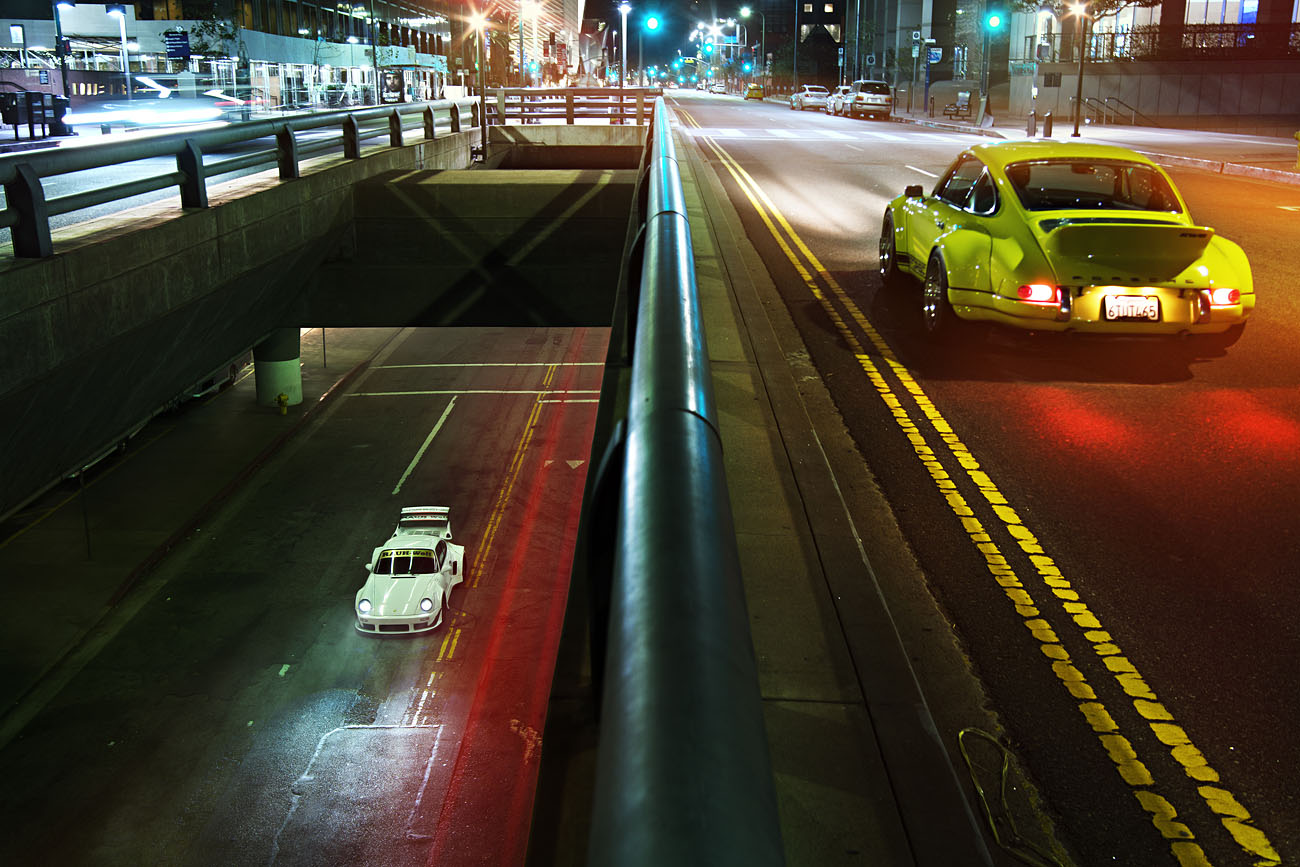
[932,227,993,293]
[1204,236,1254,293]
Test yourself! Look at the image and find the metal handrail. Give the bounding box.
[1102,96,1157,126]
[486,87,663,125]
[587,96,784,866]
[0,98,478,259]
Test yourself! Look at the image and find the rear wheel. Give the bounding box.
[879,214,904,289]
[922,254,960,340]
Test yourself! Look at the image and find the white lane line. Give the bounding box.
[393,396,457,495]
[771,129,802,138]
[354,389,601,397]
[539,397,600,404]
[373,362,603,369]
[821,130,856,140]
[906,164,940,178]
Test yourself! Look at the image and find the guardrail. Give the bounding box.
[0,97,478,259]
[587,96,784,866]
[485,87,663,126]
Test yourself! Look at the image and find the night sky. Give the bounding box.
[586,0,760,72]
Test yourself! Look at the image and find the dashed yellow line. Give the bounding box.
[680,113,1279,866]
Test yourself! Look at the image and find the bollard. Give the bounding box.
[276,393,289,415]
[1043,112,1054,138]
[929,95,935,118]
[1026,110,1037,137]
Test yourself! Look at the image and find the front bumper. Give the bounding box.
[356,610,442,635]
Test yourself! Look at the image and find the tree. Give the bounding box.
[1010,0,1159,22]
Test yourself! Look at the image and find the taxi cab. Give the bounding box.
[744,83,765,100]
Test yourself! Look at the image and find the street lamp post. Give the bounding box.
[740,6,765,86]
[52,0,72,99]
[793,0,799,90]
[106,4,132,101]
[1070,2,1089,136]
[470,12,487,157]
[618,2,631,89]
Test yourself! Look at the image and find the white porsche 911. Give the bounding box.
[355,507,465,635]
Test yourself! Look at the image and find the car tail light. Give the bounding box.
[1208,287,1240,307]
[1017,284,1059,305]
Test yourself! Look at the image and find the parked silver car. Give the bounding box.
[826,85,853,115]
[789,85,830,111]
[843,79,893,119]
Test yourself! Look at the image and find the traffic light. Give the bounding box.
[985,5,1004,29]
[743,61,752,72]
[645,15,660,31]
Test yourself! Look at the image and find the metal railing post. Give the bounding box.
[343,114,361,159]
[450,102,462,133]
[5,162,53,258]
[176,139,207,209]
[423,106,436,139]
[276,126,299,179]
[388,109,403,147]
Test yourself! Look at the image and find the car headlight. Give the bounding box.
[420,597,434,612]
[358,599,371,613]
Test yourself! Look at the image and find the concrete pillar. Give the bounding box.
[254,327,303,408]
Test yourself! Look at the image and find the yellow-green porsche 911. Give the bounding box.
[879,141,1254,346]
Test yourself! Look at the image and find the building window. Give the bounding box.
[803,3,813,12]
[824,3,833,11]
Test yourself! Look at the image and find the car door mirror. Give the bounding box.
[905,184,924,198]
[364,563,372,572]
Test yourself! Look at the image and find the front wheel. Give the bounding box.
[922,255,961,340]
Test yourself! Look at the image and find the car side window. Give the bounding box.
[967,171,997,215]
[935,158,985,207]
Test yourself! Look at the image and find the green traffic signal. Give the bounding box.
[985,11,1003,28]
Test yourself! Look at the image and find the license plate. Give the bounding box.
[1103,295,1160,322]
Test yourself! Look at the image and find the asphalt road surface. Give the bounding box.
[670,89,1297,867]
[0,326,605,866]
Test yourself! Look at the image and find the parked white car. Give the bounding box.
[355,507,465,635]
[826,85,853,115]
[789,85,830,111]
[843,79,893,119]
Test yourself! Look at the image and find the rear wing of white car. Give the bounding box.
[398,506,452,538]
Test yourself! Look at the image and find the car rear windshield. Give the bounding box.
[856,82,891,95]
[1004,159,1182,213]
[807,87,829,94]
[375,548,442,575]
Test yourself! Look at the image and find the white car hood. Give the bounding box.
[359,573,444,616]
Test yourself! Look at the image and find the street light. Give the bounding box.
[640,14,659,86]
[1069,1,1090,137]
[618,2,631,89]
[740,6,765,86]
[470,11,487,157]
[52,0,73,100]
[980,6,1003,99]
[106,3,133,102]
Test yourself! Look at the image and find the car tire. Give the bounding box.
[1190,322,1246,353]
[922,254,961,340]
[879,214,905,289]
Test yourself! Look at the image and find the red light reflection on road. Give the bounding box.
[427,331,600,866]
[1197,390,1300,452]
[1021,387,1138,450]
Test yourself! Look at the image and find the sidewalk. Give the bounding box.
[889,103,1300,186]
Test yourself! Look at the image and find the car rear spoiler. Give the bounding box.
[1040,221,1215,276]
[398,506,452,533]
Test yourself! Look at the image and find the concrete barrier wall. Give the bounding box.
[0,132,475,518]
[300,167,637,327]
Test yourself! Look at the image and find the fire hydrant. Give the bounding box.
[276,392,289,415]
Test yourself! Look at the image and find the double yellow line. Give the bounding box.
[674,108,1279,867]
[468,364,557,590]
